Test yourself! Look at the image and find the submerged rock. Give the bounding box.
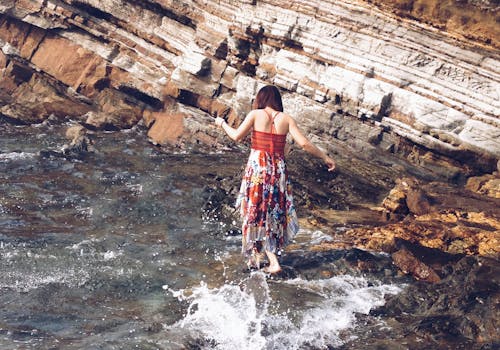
[61,124,95,156]
[371,255,499,347]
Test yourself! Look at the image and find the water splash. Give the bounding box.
[166,273,402,350]
[167,274,268,350]
[0,151,36,162]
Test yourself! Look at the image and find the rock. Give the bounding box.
[342,178,500,256]
[65,124,86,141]
[392,248,441,283]
[84,89,144,129]
[466,172,500,199]
[382,185,408,219]
[147,112,185,145]
[382,177,432,220]
[61,124,94,156]
[406,185,432,215]
[367,0,500,47]
[0,66,92,124]
[373,255,500,345]
[0,0,498,174]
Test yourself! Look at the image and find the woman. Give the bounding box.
[215,85,335,273]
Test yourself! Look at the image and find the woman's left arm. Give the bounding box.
[215,112,255,142]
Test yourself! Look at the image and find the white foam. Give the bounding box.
[103,250,121,261]
[272,276,402,348]
[169,280,267,350]
[309,229,334,244]
[0,268,90,293]
[167,274,402,350]
[0,152,36,161]
[126,183,143,195]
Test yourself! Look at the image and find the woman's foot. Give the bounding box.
[262,265,282,274]
[247,251,263,270]
[263,250,281,274]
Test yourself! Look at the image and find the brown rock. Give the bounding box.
[0,51,7,69]
[19,25,46,59]
[392,248,441,283]
[15,0,42,12]
[0,17,32,53]
[65,125,86,141]
[1,73,91,123]
[142,110,156,128]
[346,208,500,257]
[84,89,143,129]
[382,177,433,220]
[382,186,407,216]
[367,0,500,48]
[62,124,94,155]
[210,100,231,119]
[406,187,431,215]
[466,173,500,199]
[31,34,99,89]
[147,112,185,145]
[162,80,180,99]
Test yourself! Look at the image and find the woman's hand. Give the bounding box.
[215,117,225,127]
[324,156,336,172]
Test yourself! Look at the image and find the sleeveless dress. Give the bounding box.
[236,111,299,257]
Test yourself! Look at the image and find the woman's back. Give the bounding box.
[252,109,289,135]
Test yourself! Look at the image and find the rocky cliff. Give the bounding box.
[0,0,499,176]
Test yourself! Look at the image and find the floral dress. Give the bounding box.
[236,114,299,257]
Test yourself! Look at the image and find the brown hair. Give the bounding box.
[252,85,283,112]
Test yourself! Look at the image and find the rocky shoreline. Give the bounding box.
[1,0,499,348]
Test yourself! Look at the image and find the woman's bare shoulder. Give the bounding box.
[280,112,296,124]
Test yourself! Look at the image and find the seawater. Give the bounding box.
[164,273,401,350]
[0,121,403,349]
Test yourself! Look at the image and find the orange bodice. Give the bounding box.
[251,130,286,156]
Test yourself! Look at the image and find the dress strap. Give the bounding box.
[264,110,280,134]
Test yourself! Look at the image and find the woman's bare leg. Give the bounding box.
[264,250,282,273]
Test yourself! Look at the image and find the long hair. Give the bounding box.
[252,85,283,112]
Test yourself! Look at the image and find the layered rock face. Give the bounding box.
[0,0,499,175]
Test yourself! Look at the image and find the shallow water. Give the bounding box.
[0,120,404,349]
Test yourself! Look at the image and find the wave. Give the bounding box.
[165,272,402,350]
[0,151,36,162]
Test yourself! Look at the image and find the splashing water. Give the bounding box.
[167,273,402,350]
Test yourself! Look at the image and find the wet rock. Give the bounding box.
[392,248,441,283]
[344,179,500,256]
[62,124,94,156]
[281,248,397,282]
[372,255,500,346]
[145,322,163,333]
[345,210,500,257]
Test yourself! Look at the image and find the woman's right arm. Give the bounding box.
[288,116,336,171]
[215,111,255,142]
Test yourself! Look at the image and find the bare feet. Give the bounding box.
[263,250,281,274]
[247,251,264,270]
[262,265,282,274]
